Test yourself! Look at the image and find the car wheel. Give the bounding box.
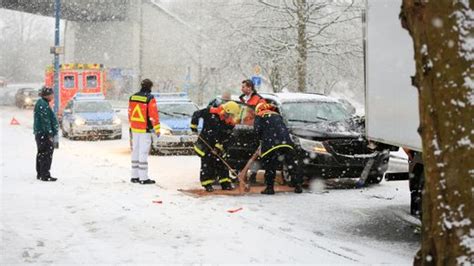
[62,129,68,138]
[114,134,122,140]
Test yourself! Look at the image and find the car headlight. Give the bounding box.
[24,98,32,104]
[161,127,172,136]
[74,117,86,126]
[298,138,328,154]
[113,117,121,125]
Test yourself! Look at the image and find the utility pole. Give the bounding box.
[53,0,61,113]
[138,0,144,83]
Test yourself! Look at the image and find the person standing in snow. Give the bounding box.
[254,102,303,195]
[33,87,59,182]
[190,101,241,192]
[128,79,160,185]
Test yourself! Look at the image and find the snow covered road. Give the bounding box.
[1,106,419,264]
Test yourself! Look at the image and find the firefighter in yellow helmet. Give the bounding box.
[190,101,241,192]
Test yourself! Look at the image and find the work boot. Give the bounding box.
[261,185,275,195]
[204,184,214,192]
[139,179,156,185]
[130,178,139,183]
[221,182,234,191]
[40,176,57,182]
[294,184,303,194]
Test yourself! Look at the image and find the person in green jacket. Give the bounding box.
[33,87,59,181]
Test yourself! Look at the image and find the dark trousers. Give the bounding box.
[261,147,303,186]
[199,152,231,187]
[35,134,54,178]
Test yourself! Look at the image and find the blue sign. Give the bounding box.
[252,76,262,87]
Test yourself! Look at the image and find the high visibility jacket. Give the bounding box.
[239,92,266,107]
[254,111,294,158]
[190,106,234,156]
[128,91,160,133]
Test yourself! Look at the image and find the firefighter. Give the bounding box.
[128,79,160,185]
[34,87,59,181]
[190,101,241,192]
[254,102,303,195]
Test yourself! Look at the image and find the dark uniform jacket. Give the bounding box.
[34,98,59,136]
[254,111,294,158]
[190,107,234,155]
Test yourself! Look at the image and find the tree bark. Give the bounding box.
[296,0,308,92]
[400,1,473,265]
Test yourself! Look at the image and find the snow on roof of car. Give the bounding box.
[152,92,191,102]
[73,93,106,101]
[260,92,339,103]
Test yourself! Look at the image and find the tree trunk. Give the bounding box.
[400,1,473,265]
[296,0,308,92]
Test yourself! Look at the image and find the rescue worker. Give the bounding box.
[254,102,303,194]
[208,90,231,107]
[33,86,59,182]
[239,79,265,107]
[128,79,160,185]
[190,101,241,192]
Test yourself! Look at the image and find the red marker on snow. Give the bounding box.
[10,117,20,125]
[227,207,243,213]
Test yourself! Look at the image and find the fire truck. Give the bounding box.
[45,63,107,118]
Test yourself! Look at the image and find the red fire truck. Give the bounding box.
[45,63,107,118]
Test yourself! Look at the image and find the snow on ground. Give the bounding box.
[1,106,419,264]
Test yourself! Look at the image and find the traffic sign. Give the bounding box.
[251,76,261,87]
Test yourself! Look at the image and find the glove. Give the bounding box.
[215,143,224,151]
[53,135,59,149]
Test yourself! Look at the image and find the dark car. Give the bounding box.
[225,92,393,184]
[15,87,40,108]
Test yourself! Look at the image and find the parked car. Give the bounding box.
[61,93,122,140]
[224,92,393,184]
[15,87,39,108]
[149,92,201,155]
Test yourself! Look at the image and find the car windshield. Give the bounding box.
[23,90,38,96]
[74,101,113,113]
[159,103,197,118]
[282,101,350,123]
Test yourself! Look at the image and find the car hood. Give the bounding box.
[289,118,364,140]
[77,112,115,121]
[161,118,192,131]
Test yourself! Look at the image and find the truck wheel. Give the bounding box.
[366,174,383,184]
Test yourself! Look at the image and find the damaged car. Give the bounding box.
[225,92,393,184]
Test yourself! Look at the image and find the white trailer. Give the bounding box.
[364,0,422,152]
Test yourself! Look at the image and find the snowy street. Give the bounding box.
[1,106,420,264]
